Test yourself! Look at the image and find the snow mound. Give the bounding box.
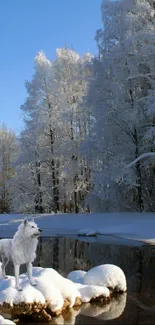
[77,228,97,236]
[67,270,86,284]
[33,267,80,308]
[0,273,45,307]
[75,283,110,303]
[0,316,15,325]
[83,264,127,292]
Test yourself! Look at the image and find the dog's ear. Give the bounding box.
[23,218,28,226]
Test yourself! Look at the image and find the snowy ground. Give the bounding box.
[0,212,155,244]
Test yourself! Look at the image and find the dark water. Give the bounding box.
[3,235,155,324]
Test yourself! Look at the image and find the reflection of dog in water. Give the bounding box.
[0,218,42,291]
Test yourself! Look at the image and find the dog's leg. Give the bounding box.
[26,262,37,286]
[14,264,22,291]
[1,255,9,279]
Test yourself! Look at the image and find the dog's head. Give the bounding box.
[22,218,42,238]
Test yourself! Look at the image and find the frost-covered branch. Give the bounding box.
[125,152,155,168]
[127,74,153,83]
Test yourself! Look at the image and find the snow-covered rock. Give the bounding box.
[0,267,79,311]
[75,283,110,302]
[31,268,64,311]
[83,264,127,292]
[0,316,15,325]
[0,274,46,307]
[33,267,80,308]
[33,267,110,305]
[67,270,86,284]
[77,228,97,236]
[0,262,126,324]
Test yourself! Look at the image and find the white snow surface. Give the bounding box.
[0,316,15,325]
[75,283,110,302]
[0,265,110,311]
[33,267,80,308]
[67,270,86,284]
[1,212,155,243]
[83,264,127,292]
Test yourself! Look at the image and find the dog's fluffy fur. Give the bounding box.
[0,218,42,291]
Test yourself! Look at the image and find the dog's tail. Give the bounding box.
[0,239,4,261]
[0,239,4,253]
[0,239,11,259]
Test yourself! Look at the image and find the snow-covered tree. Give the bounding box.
[13,48,93,213]
[52,48,93,212]
[83,0,155,212]
[0,124,18,213]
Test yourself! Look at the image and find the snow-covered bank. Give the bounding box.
[0,263,126,322]
[0,212,155,244]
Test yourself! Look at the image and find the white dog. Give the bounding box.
[0,218,42,291]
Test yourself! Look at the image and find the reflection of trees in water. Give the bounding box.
[53,237,59,270]
[39,237,94,276]
[38,236,155,297]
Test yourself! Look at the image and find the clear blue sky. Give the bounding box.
[0,0,102,134]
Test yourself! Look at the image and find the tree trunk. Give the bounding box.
[127,63,144,212]
[134,128,144,212]
[73,174,79,213]
[50,127,59,213]
[35,160,43,214]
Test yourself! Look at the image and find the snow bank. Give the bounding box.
[83,264,127,292]
[2,212,155,244]
[0,316,15,325]
[67,270,86,284]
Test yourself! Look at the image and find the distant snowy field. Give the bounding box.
[0,212,155,244]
